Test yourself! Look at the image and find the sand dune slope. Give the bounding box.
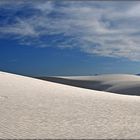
[41,74,140,95]
[0,72,140,139]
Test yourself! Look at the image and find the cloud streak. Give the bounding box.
[0,1,140,61]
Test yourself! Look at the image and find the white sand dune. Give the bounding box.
[41,74,140,95]
[1,71,140,139]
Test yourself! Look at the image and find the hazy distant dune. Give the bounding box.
[39,74,140,96]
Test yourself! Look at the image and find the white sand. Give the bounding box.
[0,72,140,139]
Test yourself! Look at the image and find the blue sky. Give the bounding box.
[1,0,140,76]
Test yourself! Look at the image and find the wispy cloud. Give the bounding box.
[0,1,140,61]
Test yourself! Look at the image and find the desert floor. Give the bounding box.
[0,71,140,139]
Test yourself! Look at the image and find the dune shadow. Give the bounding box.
[107,87,140,96]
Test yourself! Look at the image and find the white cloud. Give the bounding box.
[1,1,140,61]
[34,1,53,12]
[0,18,38,37]
[127,4,140,17]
